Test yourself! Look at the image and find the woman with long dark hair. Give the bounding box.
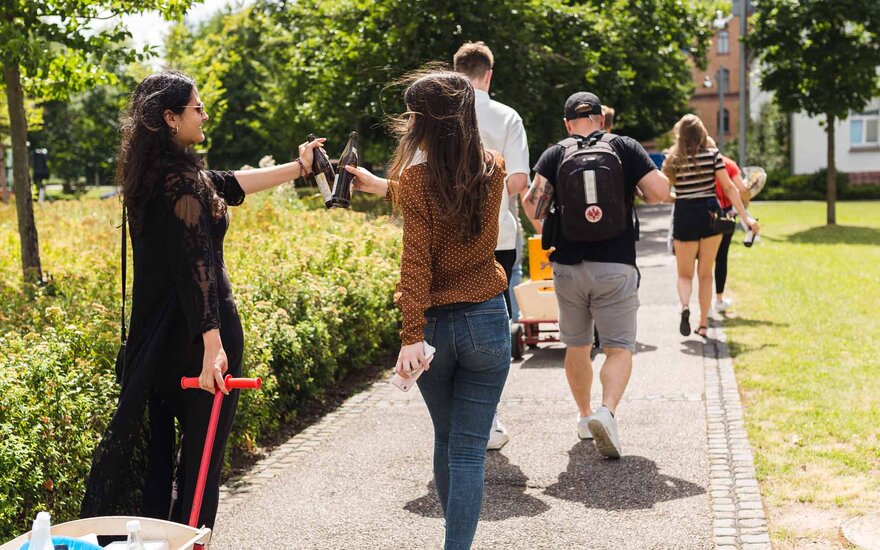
[662,114,758,337]
[346,70,510,549]
[81,71,323,528]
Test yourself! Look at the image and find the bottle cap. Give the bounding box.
[126,520,141,533]
[35,511,51,527]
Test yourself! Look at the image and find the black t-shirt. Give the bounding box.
[533,131,656,266]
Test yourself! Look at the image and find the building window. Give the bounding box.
[717,31,730,54]
[718,108,730,135]
[850,102,879,146]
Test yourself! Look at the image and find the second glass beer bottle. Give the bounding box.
[305,133,335,207]
[328,132,359,209]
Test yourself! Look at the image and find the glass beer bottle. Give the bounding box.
[305,133,335,207]
[328,132,358,209]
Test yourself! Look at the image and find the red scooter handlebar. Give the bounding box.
[180,375,262,391]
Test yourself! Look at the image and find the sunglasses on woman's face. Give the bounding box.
[180,103,206,114]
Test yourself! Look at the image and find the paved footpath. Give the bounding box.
[211,205,770,549]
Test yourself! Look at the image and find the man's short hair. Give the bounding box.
[453,41,494,80]
[602,105,615,131]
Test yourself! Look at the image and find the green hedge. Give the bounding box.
[0,188,401,540]
[760,169,880,201]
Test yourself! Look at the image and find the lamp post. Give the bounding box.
[716,66,728,152]
[713,2,749,164]
[738,0,748,167]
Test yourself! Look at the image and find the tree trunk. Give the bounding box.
[0,142,8,203]
[826,113,837,225]
[3,63,43,283]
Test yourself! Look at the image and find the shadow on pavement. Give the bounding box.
[678,339,707,357]
[403,452,550,521]
[634,341,658,354]
[519,346,565,369]
[544,441,705,510]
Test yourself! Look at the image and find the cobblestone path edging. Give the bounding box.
[705,321,771,549]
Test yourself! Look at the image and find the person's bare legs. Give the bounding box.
[674,240,699,310]
[599,347,632,415]
[696,235,723,333]
[564,345,593,418]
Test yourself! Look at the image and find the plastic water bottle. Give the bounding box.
[740,218,759,247]
[29,511,54,550]
[125,520,146,550]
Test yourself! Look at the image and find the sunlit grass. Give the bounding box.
[724,201,880,543]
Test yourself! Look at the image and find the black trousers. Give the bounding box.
[715,216,734,294]
[82,321,241,531]
[494,249,516,320]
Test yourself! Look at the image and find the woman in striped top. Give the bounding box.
[662,114,759,337]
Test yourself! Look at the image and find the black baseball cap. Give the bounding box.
[564,92,603,120]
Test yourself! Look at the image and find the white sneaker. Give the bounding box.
[714,298,732,313]
[487,414,509,450]
[577,415,593,440]
[588,406,621,458]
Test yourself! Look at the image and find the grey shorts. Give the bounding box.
[551,261,640,351]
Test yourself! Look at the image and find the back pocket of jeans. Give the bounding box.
[464,310,509,356]
[423,316,437,345]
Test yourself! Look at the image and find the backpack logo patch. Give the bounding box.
[585,205,603,223]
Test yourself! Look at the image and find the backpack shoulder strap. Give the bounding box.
[558,136,581,150]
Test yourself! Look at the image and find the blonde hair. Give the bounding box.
[453,41,494,79]
[602,105,615,131]
[662,114,710,183]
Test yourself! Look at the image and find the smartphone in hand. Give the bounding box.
[391,341,436,392]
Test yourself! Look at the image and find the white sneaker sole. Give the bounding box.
[588,418,621,458]
[577,421,593,440]
[487,432,509,451]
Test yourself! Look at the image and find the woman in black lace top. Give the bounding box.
[81,71,324,528]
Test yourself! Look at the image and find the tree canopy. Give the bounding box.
[165,0,713,168]
[750,0,880,223]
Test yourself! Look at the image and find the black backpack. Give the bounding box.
[554,132,629,242]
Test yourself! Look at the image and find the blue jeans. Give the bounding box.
[509,232,523,321]
[417,294,511,550]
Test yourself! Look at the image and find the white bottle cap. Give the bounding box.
[126,519,141,533]
[35,512,50,527]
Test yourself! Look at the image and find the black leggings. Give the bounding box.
[715,224,733,294]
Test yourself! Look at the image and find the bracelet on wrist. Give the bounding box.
[293,157,309,178]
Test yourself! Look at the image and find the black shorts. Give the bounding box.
[673,198,723,241]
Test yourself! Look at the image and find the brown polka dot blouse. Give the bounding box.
[390,151,509,345]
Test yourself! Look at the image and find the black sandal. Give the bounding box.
[696,326,708,338]
[679,308,691,336]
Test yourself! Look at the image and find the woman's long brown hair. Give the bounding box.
[386,69,493,240]
[662,113,711,184]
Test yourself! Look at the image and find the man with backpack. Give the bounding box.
[524,92,669,458]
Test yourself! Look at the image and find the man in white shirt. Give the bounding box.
[454,41,530,451]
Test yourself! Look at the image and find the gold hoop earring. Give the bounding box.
[171,126,179,135]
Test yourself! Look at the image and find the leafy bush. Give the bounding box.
[759,169,880,201]
[0,188,401,539]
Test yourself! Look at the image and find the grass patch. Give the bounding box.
[724,201,880,543]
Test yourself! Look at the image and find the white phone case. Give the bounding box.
[391,341,436,392]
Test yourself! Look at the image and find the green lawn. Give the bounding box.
[724,201,880,545]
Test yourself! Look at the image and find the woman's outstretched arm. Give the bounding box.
[233,138,326,194]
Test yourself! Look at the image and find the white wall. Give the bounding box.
[792,109,880,175]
